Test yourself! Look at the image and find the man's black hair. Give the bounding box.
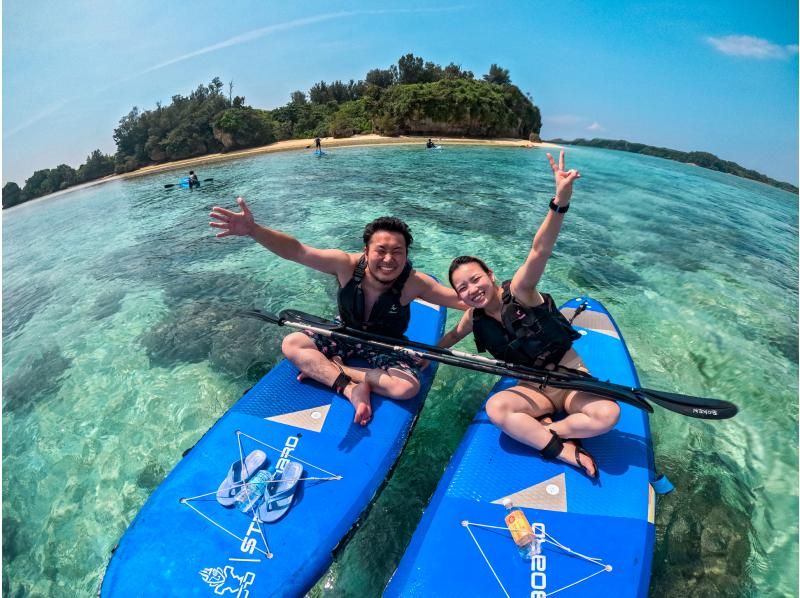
[363,217,413,249]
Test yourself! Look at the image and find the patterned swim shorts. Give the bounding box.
[304,331,421,381]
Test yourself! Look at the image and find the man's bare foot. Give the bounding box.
[349,382,372,426]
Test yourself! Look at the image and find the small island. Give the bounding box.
[2,54,540,209]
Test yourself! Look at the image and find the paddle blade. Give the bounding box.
[641,389,738,419]
[203,178,214,182]
[236,309,283,325]
[164,184,176,188]
[278,310,342,330]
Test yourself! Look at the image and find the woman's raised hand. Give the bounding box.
[546,151,581,205]
[209,197,256,237]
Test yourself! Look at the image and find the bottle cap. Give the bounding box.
[501,498,513,508]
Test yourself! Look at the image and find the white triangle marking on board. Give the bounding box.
[265,403,330,432]
[491,473,567,512]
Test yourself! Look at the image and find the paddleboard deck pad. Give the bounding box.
[100,299,446,597]
[385,296,655,597]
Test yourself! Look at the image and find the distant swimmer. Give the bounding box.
[188,171,200,190]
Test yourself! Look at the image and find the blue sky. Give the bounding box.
[3,1,798,185]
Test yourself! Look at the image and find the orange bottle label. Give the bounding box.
[505,510,533,546]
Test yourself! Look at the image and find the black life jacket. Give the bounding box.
[472,281,580,367]
[337,255,412,338]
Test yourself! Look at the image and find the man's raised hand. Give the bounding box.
[209,197,255,238]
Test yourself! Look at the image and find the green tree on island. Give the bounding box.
[483,64,511,85]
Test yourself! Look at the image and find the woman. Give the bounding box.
[438,151,619,479]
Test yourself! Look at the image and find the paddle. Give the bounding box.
[164,178,214,189]
[237,308,738,420]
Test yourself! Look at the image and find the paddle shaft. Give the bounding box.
[273,317,657,412]
[274,309,737,419]
[238,309,738,419]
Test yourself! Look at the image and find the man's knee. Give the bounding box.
[281,332,313,359]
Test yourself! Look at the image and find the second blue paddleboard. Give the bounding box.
[385,296,656,597]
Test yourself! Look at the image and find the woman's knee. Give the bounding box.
[386,376,420,400]
[486,395,513,425]
[592,401,621,430]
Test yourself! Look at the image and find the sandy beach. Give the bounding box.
[4,135,561,209]
[120,134,561,180]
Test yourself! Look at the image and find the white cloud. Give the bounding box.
[140,7,468,75]
[6,6,468,137]
[3,99,71,139]
[587,122,605,131]
[705,35,799,59]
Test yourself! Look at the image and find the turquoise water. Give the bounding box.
[2,144,797,597]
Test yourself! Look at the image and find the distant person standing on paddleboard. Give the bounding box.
[188,171,200,189]
[209,200,465,426]
[314,137,322,152]
[439,151,619,479]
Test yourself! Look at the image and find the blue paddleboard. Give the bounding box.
[101,299,446,597]
[313,150,327,157]
[385,297,656,597]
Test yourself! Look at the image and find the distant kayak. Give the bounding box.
[164,177,214,189]
[426,145,442,150]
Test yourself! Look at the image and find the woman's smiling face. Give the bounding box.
[450,261,497,308]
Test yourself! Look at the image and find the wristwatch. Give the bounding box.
[549,197,569,214]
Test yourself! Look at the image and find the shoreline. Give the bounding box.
[4,135,561,210]
[120,134,562,179]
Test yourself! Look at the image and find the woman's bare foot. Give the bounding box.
[349,382,372,426]
[537,414,554,426]
[558,442,598,479]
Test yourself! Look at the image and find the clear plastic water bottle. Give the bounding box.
[503,498,539,559]
[235,469,271,514]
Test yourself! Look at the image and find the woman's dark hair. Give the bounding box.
[363,217,413,249]
[448,256,491,287]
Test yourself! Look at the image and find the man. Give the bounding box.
[188,171,200,189]
[314,137,322,152]
[209,197,464,425]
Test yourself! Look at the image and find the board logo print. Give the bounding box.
[199,565,255,597]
